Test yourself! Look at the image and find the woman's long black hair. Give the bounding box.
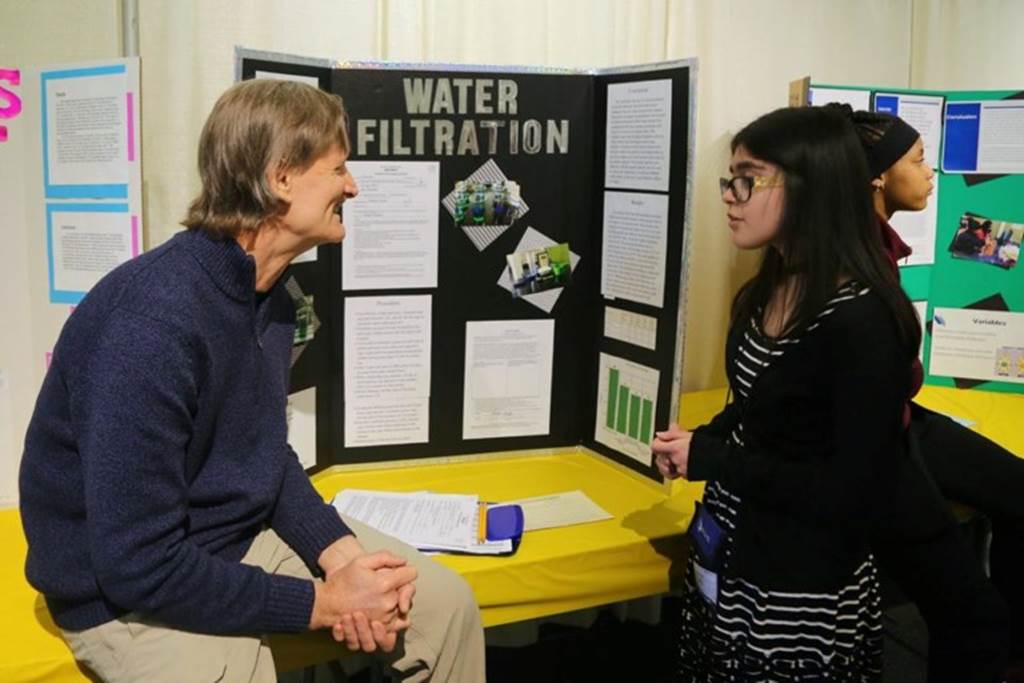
[729,106,921,357]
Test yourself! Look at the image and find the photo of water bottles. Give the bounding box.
[452,179,524,228]
[505,243,573,298]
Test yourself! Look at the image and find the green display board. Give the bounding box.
[812,83,1024,394]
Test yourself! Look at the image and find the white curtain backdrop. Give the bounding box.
[911,0,1024,89]
[2,0,1023,502]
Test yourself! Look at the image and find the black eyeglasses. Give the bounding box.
[719,175,783,203]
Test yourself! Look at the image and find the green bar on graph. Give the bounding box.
[616,386,629,433]
[640,399,653,444]
[628,395,641,439]
[607,368,619,428]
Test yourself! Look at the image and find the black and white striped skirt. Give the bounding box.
[678,481,884,681]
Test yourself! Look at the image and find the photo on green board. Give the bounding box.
[949,212,1022,270]
[505,242,572,298]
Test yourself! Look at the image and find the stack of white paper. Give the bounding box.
[507,490,613,531]
[332,489,512,555]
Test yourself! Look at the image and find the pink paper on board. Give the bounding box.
[126,92,135,161]
[0,126,6,142]
[131,215,140,256]
[45,352,52,370]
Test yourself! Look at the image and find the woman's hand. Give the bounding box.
[651,423,694,479]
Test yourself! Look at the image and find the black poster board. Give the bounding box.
[237,49,696,480]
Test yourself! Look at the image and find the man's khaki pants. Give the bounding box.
[61,515,486,682]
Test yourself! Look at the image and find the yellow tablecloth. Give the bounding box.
[271,448,698,671]
[913,386,1024,457]
[1,448,699,680]
[0,510,84,682]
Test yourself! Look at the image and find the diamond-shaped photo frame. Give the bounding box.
[441,159,530,252]
[497,226,581,314]
[285,276,321,368]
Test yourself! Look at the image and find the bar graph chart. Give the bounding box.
[594,352,660,465]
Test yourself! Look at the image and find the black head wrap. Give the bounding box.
[822,103,921,178]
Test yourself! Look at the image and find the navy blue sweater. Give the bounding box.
[19,229,351,635]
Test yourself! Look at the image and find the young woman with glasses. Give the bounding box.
[652,105,923,680]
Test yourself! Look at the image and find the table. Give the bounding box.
[1,447,698,680]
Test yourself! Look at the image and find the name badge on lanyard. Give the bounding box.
[687,501,726,605]
[693,561,719,605]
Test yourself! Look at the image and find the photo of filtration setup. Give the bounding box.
[505,242,572,298]
[452,179,524,227]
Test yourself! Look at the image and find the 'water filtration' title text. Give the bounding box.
[355,77,570,157]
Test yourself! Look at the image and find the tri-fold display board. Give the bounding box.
[805,82,1024,395]
[237,48,696,479]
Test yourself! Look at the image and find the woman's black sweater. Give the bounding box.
[688,289,952,592]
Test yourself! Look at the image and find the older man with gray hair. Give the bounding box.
[20,79,484,682]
